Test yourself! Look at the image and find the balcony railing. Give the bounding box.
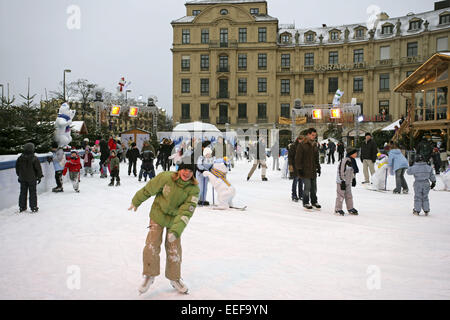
[238,91,247,96]
[278,66,291,72]
[237,117,248,124]
[200,92,210,96]
[360,114,392,123]
[216,116,231,124]
[217,91,230,99]
[217,65,229,73]
[376,59,393,66]
[256,117,268,124]
[209,40,238,49]
[400,55,423,65]
[199,116,210,122]
[303,65,314,72]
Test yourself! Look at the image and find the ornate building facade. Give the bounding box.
[171,0,450,134]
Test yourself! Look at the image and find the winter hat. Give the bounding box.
[346,147,357,157]
[111,150,116,155]
[71,150,78,155]
[131,142,136,147]
[203,147,212,157]
[415,154,424,162]
[365,132,372,137]
[23,142,35,155]
[178,159,195,172]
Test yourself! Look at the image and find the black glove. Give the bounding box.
[37,178,41,184]
[430,181,436,189]
[352,178,356,187]
[340,181,346,190]
[317,168,321,177]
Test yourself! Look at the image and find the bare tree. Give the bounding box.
[50,81,76,101]
[73,79,96,122]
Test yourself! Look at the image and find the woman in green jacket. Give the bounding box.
[129,161,199,294]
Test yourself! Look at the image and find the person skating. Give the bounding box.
[431,147,442,175]
[138,149,156,182]
[99,139,110,178]
[63,150,82,192]
[128,160,200,295]
[360,132,378,184]
[327,139,336,164]
[288,135,304,202]
[337,142,345,161]
[15,142,43,213]
[107,150,121,186]
[51,142,66,192]
[295,128,321,210]
[407,154,436,216]
[388,143,409,194]
[82,146,94,177]
[335,147,359,216]
[271,140,280,171]
[247,137,268,181]
[196,147,214,206]
[126,142,140,177]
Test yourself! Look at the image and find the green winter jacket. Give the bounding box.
[132,171,200,238]
[108,156,120,171]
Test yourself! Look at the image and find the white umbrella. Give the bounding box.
[381,119,401,131]
[173,121,221,133]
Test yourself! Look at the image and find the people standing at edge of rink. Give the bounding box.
[337,141,345,161]
[319,143,326,164]
[196,147,214,206]
[327,139,336,164]
[63,150,82,193]
[388,143,409,194]
[407,154,436,216]
[288,135,304,202]
[360,132,378,184]
[127,142,140,177]
[335,147,359,216]
[129,160,200,295]
[99,139,110,178]
[247,137,268,181]
[107,150,121,187]
[271,140,280,171]
[51,141,66,193]
[212,136,227,160]
[160,138,173,171]
[295,128,321,210]
[16,142,43,213]
[431,147,442,175]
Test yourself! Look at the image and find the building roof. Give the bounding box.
[394,52,450,93]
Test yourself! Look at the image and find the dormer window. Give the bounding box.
[439,13,450,24]
[330,31,340,40]
[220,9,228,15]
[192,10,201,16]
[409,19,422,31]
[250,8,259,15]
[355,28,365,38]
[305,32,315,42]
[281,33,291,44]
[381,24,393,35]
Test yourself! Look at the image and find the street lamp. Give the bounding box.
[125,89,132,105]
[63,69,71,101]
[0,84,3,106]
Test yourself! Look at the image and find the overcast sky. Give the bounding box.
[0,0,433,115]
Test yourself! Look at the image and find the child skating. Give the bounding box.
[407,154,436,216]
[335,147,359,216]
[63,150,82,193]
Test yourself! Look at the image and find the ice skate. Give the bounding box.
[303,204,313,210]
[31,207,39,213]
[292,196,299,202]
[413,209,420,216]
[115,181,120,186]
[312,203,322,210]
[348,208,358,215]
[19,208,27,213]
[402,189,409,194]
[262,177,268,181]
[170,279,189,294]
[108,181,114,186]
[335,210,345,216]
[138,275,155,295]
[424,211,429,216]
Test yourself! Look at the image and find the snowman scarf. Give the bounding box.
[210,168,231,187]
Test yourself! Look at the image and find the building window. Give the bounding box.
[409,20,422,30]
[181,79,190,93]
[281,34,290,43]
[182,29,190,44]
[238,78,247,94]
[193,10,201,16]
[440,14,450,24]
[437,37,448,52]
[353,77,363,92]
[353,49,364,63]
[238,54,247,70]
[381,25,393,34]
[181,104,190,119]
[407,42,418,57]
[380,46,390,60]
[220,28,228,46]
[305,53,314,66]
[330,31,339,40]
[238,103,247,118]
[281,54,290,68]
[379,100,389,115]
[305,33,315,42]
[258,103,267,119]
[200,54,209,70]
[305,79,314,94]
[379,74,390,91]
[355,28,364,38]
[258,78,267,93]
[258,27,267,42]
[201,104,209,119]
[258,53,267,69]
[201,29,209,44]
[219,55,228,72]
[181,56,190,71]
[200,79,209,95]
[329,51,339,64]
[281,79,290,95]
[220,9,228,15]
[250,8,259,15]
[239,28,247,43]
[281,104,290,118]
[328,77,338,93]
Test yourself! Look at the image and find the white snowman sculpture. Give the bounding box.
[203,159,236,210]
[54,102,76,148]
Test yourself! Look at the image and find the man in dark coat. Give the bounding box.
[327,139,336,164]
[288,135,304,201]
[360,132,378,184]
[337,142,345,161]
[126,142,140,176]
[99,139,110,178]
[15,142,43,213]
[295,128,321,210]
[416,138,433,164]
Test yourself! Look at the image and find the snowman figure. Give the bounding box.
[54,102,76,148]
[203,159,236,210]
[371,153,389,191]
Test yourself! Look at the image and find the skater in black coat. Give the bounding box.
[126,142,140,176]
[15,142,43,213]
[99,139,110,178]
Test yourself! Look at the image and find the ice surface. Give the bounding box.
[0,157,449,299]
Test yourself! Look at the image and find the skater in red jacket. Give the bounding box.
[63,150,82,192]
